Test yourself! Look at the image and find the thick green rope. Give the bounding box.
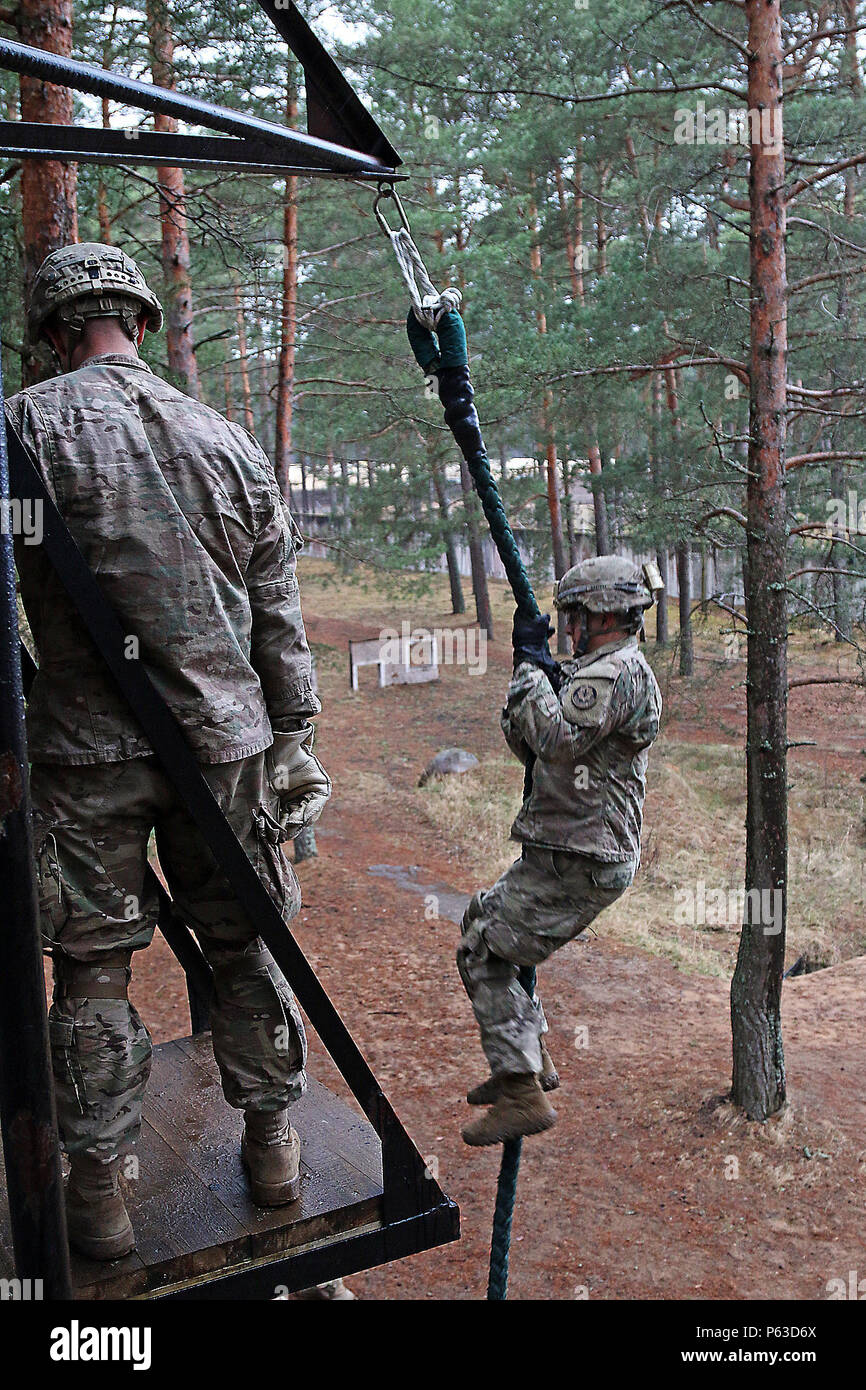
[487,963,537,1300]
[407,307,541,1300]
[406,308,539,620]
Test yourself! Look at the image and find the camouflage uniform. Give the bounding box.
[457,634,662,1078]
[8,345,320,1159]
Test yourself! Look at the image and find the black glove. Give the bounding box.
[512,609,562,690]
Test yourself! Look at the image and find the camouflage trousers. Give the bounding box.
[30,753,307,1160]
[457,844,635,1078]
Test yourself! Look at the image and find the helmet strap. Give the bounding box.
[574,606,592,657]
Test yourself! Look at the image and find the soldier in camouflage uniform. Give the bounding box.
[458,555,663,1146]
[7,243,330,1259]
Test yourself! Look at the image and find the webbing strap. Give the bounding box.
[7,419,433,1223]
[56,964,130,1000]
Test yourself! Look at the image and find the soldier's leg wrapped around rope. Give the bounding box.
[458,556,664,1148]
[457,845,634,1082]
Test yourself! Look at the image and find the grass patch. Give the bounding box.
[416,737,866,979]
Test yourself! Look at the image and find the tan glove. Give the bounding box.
[266,723,331,842]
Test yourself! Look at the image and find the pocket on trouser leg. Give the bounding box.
[210,944,307,1110]
[34,820,70,948]
[588,861,636,894]
[48,1002,152,1157]
[251,806,301,922]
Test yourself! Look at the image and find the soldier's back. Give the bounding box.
[7,355,282,765]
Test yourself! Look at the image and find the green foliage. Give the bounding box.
[0,0,864,630]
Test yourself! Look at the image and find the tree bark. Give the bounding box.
[827,10,860,641]
[147,0,199,398]
[232,273,255,434]
[223,358,233,421]
[18,0,78,386]
[587,441,611,555]
[430,450,465,614]
[563,455,578,566]
[730,0,788,1121]
[528,172,568,649]
[459,457,493,637]
[676,542,694,675]
[453,186,493,638]
[650,374,669,645]
[274,62,299,501]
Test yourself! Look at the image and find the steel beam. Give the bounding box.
[0,37,398,179]
[0,122,409,180]
[256,1,402,167]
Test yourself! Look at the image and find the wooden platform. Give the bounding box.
[0,1034,384,1299]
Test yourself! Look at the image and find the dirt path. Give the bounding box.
[130,588,866,1301]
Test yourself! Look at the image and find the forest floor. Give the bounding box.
[129,559,866,1300]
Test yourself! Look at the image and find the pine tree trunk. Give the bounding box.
[730,0,788,1121]
[147,0,199,398]
[452,193,493,639]
[274,63,299,501]
[676,542,693,675]
[460,457,493,637]
[545,429,568,652]
[430,451,465,614]
[587,441,610,555]
[232,273,255,434]
[97,98,112,244]
[18,0,78,386]
[528,172,567,645]
[554,160,580,298]
[827,18,859,642]
[338,457,350,542]
[650,374,669,645]
[655,550,670,646]
[563,456,578,566]
[223,359,233,421]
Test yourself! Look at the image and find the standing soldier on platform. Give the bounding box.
[6,243,330,1259]
[458,556,663,1146]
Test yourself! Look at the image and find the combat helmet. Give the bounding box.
[553,555,663,615]
[28,242,164,346]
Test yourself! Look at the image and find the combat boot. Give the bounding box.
[466,1039,561,1105]
[462,1073,557,1146]
[65,1154,135,1261]
[242,1108,301,1206]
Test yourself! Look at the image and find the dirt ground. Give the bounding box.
[127,563,866,1301]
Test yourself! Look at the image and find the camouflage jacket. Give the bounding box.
[7,353,319,765]
[501,634,662,862]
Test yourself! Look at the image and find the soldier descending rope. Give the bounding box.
[6,243,331,1260]
[457,557,663,1146]
[385,181,667,1284]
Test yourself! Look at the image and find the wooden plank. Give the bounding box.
[73,1117,251,1299]
[173,1034,383,1188]
[1,1033,387,1299]
[145,1039,381,1255]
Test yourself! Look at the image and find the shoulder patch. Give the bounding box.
[561,672,615,728]
[576,657,620,681]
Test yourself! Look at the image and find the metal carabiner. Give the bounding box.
[373,181,411,239]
